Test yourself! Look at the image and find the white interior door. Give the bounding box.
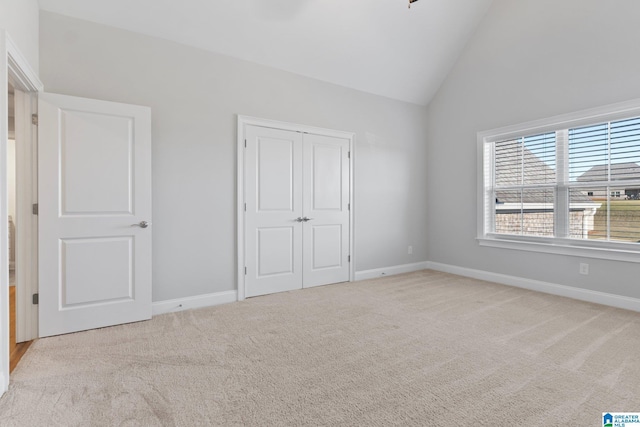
[244,124,351,297]
[38,93,152,337]
[245,125,303,297]
[302,134,350,287]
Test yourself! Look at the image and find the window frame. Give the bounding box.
[477,99,640,263]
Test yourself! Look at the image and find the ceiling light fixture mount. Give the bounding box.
[408,0,419,8]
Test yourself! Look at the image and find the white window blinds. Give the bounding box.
[485,117,640,244]
[493,133,556,236]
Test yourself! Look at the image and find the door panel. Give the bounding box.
[61,110,133,215]
[311,144,343,210]
[311,224,343,269]
[38,93,152,337]
[257,139,295,211]
[257,227,294,276]
[60,237,133,307]
[245,126,303,297]
[303,134,350,288]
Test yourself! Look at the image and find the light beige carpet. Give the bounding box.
[1,270,639,426]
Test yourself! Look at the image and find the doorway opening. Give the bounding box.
[2,30,44,393]
[7,83,34,372]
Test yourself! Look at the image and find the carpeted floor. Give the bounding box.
[1,269,639,426]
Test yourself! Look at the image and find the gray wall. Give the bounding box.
[426,0,640,298]
[0,0,39,73]
[39,11,429,302]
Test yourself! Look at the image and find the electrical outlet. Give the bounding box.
[408,246,413,255]
[579,263,589,275]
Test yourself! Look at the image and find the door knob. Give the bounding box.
[294,217,313,222]
[132,221,150,228]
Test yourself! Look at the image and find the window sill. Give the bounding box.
[478,235,640,263]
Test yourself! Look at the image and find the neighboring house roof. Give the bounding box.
[577,162,640,182]
[494,140,591,204]
[495,140,555,188]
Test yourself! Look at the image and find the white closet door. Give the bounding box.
[245,126,303,297]
[302,134,350,288]
[38,93,152,337]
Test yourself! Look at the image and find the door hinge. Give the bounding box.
[244,267,247,275]
[32,203,38,215]
[348,203,350,211]
[348,255,351,262]
[32,293,39,305]
[244,139,247,148]
[31,114,38,126]
[244,203,247,212]
[348,151,350,159]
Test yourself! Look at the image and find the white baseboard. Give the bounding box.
[355,261,430,281]
[427,261,640,313]
[152,290,238,316]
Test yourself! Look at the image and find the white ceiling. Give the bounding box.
[37,0,493,106]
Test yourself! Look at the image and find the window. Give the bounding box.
[478,100,640,262]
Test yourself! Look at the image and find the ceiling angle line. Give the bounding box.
[408,0,419,8]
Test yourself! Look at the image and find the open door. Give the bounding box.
[38,93,152,337]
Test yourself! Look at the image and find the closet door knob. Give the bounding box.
[132,221,150,228]
[302,217,313,222]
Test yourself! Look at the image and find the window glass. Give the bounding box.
[484,116,640,246]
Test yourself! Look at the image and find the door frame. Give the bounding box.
[236,115,355,300]
[0,30,43,394]
[13,88,39,344]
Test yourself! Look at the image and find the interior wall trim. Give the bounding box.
[354,261,430,281]
[152,290,238,316]
[1,29,44,397]
[6,33,43,92]
[427,261,640,313]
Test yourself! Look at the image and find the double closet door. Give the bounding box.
[244,125,350,298]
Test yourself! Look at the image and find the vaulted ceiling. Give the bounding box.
[38,0,494,106]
